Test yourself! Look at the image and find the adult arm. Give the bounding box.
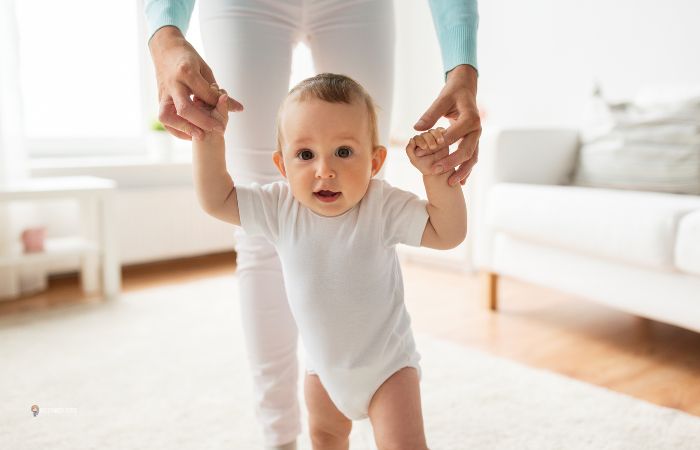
[415,0,480,186]
[144,0,243,140]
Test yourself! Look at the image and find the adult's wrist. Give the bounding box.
[446,64,478,92]
[445,64,479,93]
[148,25,185,52]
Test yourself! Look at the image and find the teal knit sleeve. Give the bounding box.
[428,0,479,78]
[144,0,196,42]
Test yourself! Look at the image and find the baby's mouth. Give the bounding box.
[314,190,341,203]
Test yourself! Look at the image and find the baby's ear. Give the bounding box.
[272,151,287,178]
[371,146,387,176]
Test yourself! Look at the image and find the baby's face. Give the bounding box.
[274,98,386,217]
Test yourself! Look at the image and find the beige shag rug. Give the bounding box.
[1,275,699,449]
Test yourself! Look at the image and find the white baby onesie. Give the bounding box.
[236,178,429,420]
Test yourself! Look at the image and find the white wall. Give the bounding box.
[476,0,700,127]
[391,0,446,141]
[392,0,700,132]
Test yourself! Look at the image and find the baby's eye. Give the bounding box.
[297,149,314,160]
[335,146,353,158]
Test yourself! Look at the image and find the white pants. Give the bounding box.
[198,0,395,445]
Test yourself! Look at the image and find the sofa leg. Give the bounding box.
[480,271,499,311]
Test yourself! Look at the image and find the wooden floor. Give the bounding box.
[2,252,699,417]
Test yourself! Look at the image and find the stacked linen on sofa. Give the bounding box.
[574,87,700,195]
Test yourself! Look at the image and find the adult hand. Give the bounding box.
[413,64,481,186]
[148,26,244,140]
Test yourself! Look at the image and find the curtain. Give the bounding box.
[0,0,29,297]
[0,0,27,185]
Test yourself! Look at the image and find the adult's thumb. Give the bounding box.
[414,96,449,131]
[198,64,222,105]
[227,96,245,112]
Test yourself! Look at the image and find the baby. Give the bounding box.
[192,73,467,450]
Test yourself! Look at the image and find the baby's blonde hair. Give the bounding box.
[276,73,380,153]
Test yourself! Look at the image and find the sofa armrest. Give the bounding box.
[480,128,580,186]
[472,128,580,271]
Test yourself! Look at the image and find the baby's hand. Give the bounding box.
[192,85,229,141]
[405,128,450,176]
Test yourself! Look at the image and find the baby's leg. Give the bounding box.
[368,367,428,450]
[304,373,353,450]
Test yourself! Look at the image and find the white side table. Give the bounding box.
[0,176,120,300]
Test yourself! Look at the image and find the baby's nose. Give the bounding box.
[315,160,336,178]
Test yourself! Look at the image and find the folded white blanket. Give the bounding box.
[575,85,700,195]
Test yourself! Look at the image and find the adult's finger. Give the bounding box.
[226,96,245,112]
[188,64,221,107]
[466,143,480,184]
[212,93,228,123]
[414,95,451,131]
[451,154,478,186]
[213,86,244,112]
[192,67,244,113]
[199,62,216,88]
[171,82,223,133]
[431,130,480,175]
[158,96,204,140]
[431,145,450,164]
[450,141,479,186]
[442,115,475,147]
[164,124,192,140]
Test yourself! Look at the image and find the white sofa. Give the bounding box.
[474,129,700,334]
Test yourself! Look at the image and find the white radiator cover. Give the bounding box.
[115,187,235,264]
[39,186,235,275]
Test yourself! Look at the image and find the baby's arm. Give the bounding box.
[191,93,241,226]
[406,129,467,249]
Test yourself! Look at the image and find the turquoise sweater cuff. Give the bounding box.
[438,23,478,79]
[144,0,194,42]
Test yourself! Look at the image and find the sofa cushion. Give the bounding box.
[676,211,700,276]
[487,183,700,271]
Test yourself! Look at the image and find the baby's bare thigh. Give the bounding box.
[369,367,428,450]
[304,373,352,439]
